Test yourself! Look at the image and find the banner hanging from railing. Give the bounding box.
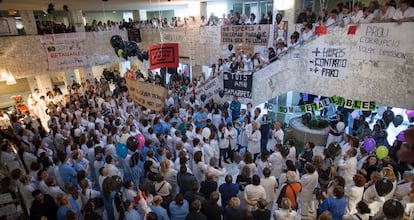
[221,25,270,46]
[266,95,376,113]
[192,74,224,101]
[223,72,253,99]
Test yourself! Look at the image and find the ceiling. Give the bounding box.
[0,0,191,11]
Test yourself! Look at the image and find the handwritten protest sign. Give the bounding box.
[355,23,411,62]
[126,78,168,111]
[44,43,88,70]
[221,25,270,46]
[148,43,179,70]
[191,74,224,101]
[40,32,88,70]
[40,32,86,44]
[223,72,253,98]
[306,47,349,79]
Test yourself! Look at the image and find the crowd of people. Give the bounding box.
[305,0,414,26]
[0,64,413,220]
[3,2,414,220]
[36,20,76,35]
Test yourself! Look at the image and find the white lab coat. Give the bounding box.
[269,151,284,178]
[345,184,364,214]
[338,156,357,185]
[248,130,261,154]
[300,171,319,215]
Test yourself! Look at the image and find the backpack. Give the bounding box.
[277,183,299,210]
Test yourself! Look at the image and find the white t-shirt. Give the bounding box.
[393,7,414,20]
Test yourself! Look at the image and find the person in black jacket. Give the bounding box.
[223,197,243,220]
[177,165,197,194]
[186,200,207,220]
[200,172,218,199]
[201,192,223,220]
[251,199,271,220]
[184,181,205,207]
[30,190,58,220]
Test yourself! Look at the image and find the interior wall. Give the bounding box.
[83,11,125,24]
[0,78,31,108]
[0,30,127,79]
[251,23,414,109]
[146,10,175,20]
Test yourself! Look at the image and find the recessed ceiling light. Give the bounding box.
[112,11,116,13]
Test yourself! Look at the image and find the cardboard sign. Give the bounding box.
[126,78,168,111]
[148,43,179,70]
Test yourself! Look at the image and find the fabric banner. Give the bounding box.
[354,23,411,62]
[221,25,270,46]
[193,74,224,101]
[306,46,349,79]
[40,32,86,44]
[223,72,253,98]
[126,78,168,111]
[44,43,88,70]
[267,95,376,113]
[199,26,221,44]
[148,43,179,70]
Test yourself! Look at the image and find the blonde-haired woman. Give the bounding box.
[248,121,261,161]
[159,159,178,197]
[274,197,298,220]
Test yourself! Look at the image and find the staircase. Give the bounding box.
[251,23,414,109]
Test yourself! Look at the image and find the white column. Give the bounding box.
[133,10,141,21]
[64,69,78,87]
[188,1,202,22]
[119,61,131,78]
[20,10,38,35]
[274,0,297,39]
[35,74,53,94]
[69,10,85,32]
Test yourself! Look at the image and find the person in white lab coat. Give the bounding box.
[248,121,261,161]
[345,174,366,214]
[269,144,285,180]
[260,167,278,210]
[338,148,358,185]
[300,163,319,216]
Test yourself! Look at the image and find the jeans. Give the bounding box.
[219,148,228,166]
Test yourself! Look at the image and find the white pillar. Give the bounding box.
[20,10,38,35]
[133,10,141,21]
[119,61,131,78]
[189,1,203,23]
[274,0,297,39]
[64,69,79,87]
[35,74,53,94]
[69,10,85,32]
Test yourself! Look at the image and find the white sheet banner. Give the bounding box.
[45,43,89,70]
[188,74,224,102]
[354,23,413,62]
[306,46,349,79]
[40,32,86,44]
